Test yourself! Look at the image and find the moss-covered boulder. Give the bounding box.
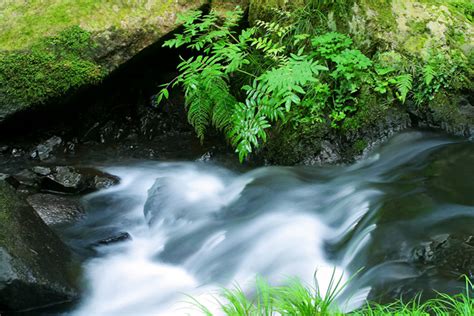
[0,0,247,123]
[0,180,78,311]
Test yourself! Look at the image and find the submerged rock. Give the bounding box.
[94,232,132,246]
[0,180,78,311]
[413,234,474,279]
[26,193,85,226]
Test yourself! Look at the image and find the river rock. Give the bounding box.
[6,169,41,195]
[32,166,52,176]
[0,180,78,311]
[94,232,132,246]
[30,136,63,161]
[27,193,85,226]
[41,166,119,194]
[0,145,9,154]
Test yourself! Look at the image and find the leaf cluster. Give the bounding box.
[157,6,468,163]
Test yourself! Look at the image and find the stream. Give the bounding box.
[54,130,473,315]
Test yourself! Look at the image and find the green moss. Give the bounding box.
[0,0,180,50]
[403,35,428,54]
[364,0,397,30]
[407,20,428,33]
[353,139,368,154]
[429,92,470,124]
[263,123,327,165]
[0,26,105,117]
[342,87,390,132]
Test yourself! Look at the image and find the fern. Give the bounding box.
[159,7,439,163]
[422,64,436,85]
[230,101,271,162]
[311,32,353,60]
[255,20,292,37]
[394,74,413,104]
[230,55,328,160]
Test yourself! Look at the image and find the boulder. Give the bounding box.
[0,180,78,311]
[27,194,85,226]
[0,1,246,124]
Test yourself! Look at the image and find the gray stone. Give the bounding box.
[27,194,85,226]
[42,166,120,194]
[30,136,62,161]
[0,180,78,311]
[32,166,52,176]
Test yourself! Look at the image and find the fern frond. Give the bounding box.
[256,20,292,37]
[422,64,436,85]
[185,85,213,141]
[395,74,413,104]
[229,101,271,162]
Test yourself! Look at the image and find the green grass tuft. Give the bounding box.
[191,275,474,315]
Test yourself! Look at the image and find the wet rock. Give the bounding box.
[303,140,342,165]
[0,145,9,154]
[43,166,83,193]
[11,148,25,158]
[6,169,41,195]
[27,194,85,226]
[32,166,52,176]
[41,166,119,194]
[198,151,213,162]
[0,180,78,311]
[413,234,474,279]
[94,232,131,246]
[30,136,62,161]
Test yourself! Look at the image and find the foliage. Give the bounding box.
[412,50,469,106]
[159,5,470,162]
[0,26,104,114]
[192,275,474,316]
[194,269,349,316]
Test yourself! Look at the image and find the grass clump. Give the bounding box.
[192,275,474,316]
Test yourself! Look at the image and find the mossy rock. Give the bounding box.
[0,180,78,311]
[0,0,223,124]
[0,26,104,120]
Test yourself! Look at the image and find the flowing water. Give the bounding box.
[58,131,474,315]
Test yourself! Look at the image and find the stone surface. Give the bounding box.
[27,193,85,226]
[42,166,120,194]
[0,180,78,311]
[94,232,132,246]
[0,1,248,124]
[30,136,62,161]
